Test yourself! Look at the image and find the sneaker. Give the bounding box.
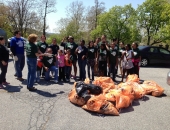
[2,82,10,85]
[17,77,25,81]
[54,80,58,83]
[28,87,37,92]
[0,84,5,89]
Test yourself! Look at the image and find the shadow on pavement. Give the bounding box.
[155,93,167,98]
[119,106,134,114]
[4,85,23,92]
[32,90,65,97]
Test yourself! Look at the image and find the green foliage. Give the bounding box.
[137,0,170,45]
[91,4,141,43]
[46,34,62,45]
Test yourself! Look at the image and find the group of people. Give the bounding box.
[0,31,141,91]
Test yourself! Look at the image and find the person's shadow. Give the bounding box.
[32,90,65,98]
[4,85,23,92]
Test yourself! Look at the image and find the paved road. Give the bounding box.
[0,58,170,130]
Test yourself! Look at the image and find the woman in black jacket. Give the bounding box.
[0,36,10,88]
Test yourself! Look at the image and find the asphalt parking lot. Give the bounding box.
[0,58,170,130]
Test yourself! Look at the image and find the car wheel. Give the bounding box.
[141,58,149,67]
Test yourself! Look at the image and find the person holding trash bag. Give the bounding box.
[0,36,10,89]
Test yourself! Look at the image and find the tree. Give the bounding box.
[7,0,41,37]
[0,3,13,37]
[86,0,105,31]
[39,0,56,36]
[137,0,170,45]
[65,0,86,41]
[91,4,140,43]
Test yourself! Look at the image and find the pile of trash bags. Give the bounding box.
[68,74,164,116]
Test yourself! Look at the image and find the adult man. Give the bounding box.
[37,35,48,53]
[10,30,25,81]
[37,35,48,76]
[65,36,78,79]
[98,35,110,76]
[42,48,58,83]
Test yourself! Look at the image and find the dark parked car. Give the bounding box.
[139,45,170,66]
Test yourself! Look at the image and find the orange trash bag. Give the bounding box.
[126,74,140,83]
[126,82,146,99]
[100,82,115,94]
[82,95,119,116]
[68,89,86,106]
[105,89,122,102]
[93,77,115,94]
[93,77,114,85]
[118,83,135,100]
[115,94,132,110]
[141,80,164,97]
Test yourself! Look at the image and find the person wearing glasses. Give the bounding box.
[10,30,25,81]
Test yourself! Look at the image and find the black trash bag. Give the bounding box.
[81,90,91,101]
[75,81,102,101]
[87,84,102,95]
[75,81,88,96]
[75,82,91,101]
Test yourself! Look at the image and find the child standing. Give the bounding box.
[58,50,65,82]
[65,49,73,82]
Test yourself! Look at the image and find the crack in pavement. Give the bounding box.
[10,89,68,130]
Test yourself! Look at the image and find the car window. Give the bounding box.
[160,48,170,54]
[149,48,158,53]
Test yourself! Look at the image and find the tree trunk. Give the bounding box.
[147,28,150,45]
[43,2,48,36]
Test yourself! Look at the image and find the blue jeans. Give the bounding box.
[65,66,71,79]
[15,54,25,78]
[35,71,40,81]
[78,59,86,80]
[35,66,42,81]
[27,58,37,88]
[45,66,58,81]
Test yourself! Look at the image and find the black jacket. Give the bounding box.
[0,44,9,62]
